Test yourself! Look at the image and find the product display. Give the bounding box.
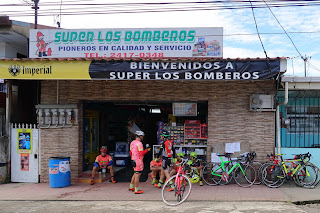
[164,125,184,145]
[157,121,165,144]
[200,123,208,139]
[184,120,201,139]
[155,119,208,159]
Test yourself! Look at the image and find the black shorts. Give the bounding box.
[98,166,110,173]
[189,161,202,168]
[162,157,171,170]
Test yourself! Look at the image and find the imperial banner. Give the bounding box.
[0,59,283,80]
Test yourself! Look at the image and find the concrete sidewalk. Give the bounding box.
[0,181,319,203]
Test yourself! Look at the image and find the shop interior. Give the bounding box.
[83,101,208,182]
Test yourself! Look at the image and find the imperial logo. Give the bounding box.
[8,64,21,76]
[8,64,52,77]
[22,65,52,76]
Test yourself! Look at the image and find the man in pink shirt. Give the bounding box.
[129,130,150,194]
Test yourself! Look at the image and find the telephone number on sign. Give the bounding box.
[110,53,164,58]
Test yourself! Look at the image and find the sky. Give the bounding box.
[2,0,320,77]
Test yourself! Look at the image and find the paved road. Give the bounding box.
[0,201,319,213]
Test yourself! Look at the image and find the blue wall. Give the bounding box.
[278,93,320,148]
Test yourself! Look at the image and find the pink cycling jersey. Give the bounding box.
[130,140,144,160]
[130,140,144,172]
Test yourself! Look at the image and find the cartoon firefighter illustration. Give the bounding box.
[36,31,51,57]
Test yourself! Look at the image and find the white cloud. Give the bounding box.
[223,46,265,58]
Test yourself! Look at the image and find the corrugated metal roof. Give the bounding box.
[0,57,287,62]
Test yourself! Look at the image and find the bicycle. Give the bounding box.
[202,153,256,187]
[162,158,192,206]
[241,152,263,185]
[261,152,318,188]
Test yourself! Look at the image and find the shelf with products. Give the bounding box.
[184,120,201,139]
[152,144,207,160]
[200,123,208,139]
[155,120,207,160]
[157,124,207,146]
[184,138,207,146]
[157,124,185,145]
[175,145,207,148]
[165,125,185,145]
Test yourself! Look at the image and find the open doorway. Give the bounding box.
[82,101,208,182]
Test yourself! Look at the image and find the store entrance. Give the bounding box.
[82,101,208,182]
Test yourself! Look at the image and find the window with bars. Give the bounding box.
[286,106,320,134]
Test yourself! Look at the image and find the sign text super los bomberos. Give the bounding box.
[29,28,223,58]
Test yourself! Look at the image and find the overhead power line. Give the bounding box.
[2,1,320,17]
[262,0,303,58]
[248,0,272,75]
[261,0,316,76]
[5,0,320,7]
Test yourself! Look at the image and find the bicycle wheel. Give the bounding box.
[162,174,192,206]
[260,163,276,186]
[294,163,318,187]
[307,164,320,188]
[202,163,222,186]
[233,164,256,187]
[262,163,285,188]
[250,162,263,185]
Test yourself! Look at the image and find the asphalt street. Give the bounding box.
[0,201,319,213]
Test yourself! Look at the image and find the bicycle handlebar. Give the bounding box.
[176,158,189,167]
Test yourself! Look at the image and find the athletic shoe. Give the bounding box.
[109,177,116,183]
[151,179,156,185]
[199,181,203,186]
[135,190,144,194]
[167,187,174,192]
[90,178,94,185]
[155,183,161,188]
[129,188,134,192]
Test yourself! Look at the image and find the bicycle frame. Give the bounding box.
[173,159,190,196]
[266,154,309,178]
[279,157,310,179]
[174,165,186,195]
[211,156,245,181]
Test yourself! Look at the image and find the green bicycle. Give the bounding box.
[203,153,256,187]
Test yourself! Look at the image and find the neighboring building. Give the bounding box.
[0,16,54,184]
[278,76,320,168]
[0,16,29,183]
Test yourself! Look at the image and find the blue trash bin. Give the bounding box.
[49,156,71,188]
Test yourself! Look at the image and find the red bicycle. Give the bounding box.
[161,158,192,206]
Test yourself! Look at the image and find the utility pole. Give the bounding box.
[302,55,311,77]
[32,0,39,29]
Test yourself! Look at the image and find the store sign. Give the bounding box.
[173,103,197,116]
[0,61,91,79]
[88,60,281,80]
[0,59,281,80]
[29,28,223,58]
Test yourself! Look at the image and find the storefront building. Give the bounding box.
[0,57,286,183]
[0,27,287,183]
